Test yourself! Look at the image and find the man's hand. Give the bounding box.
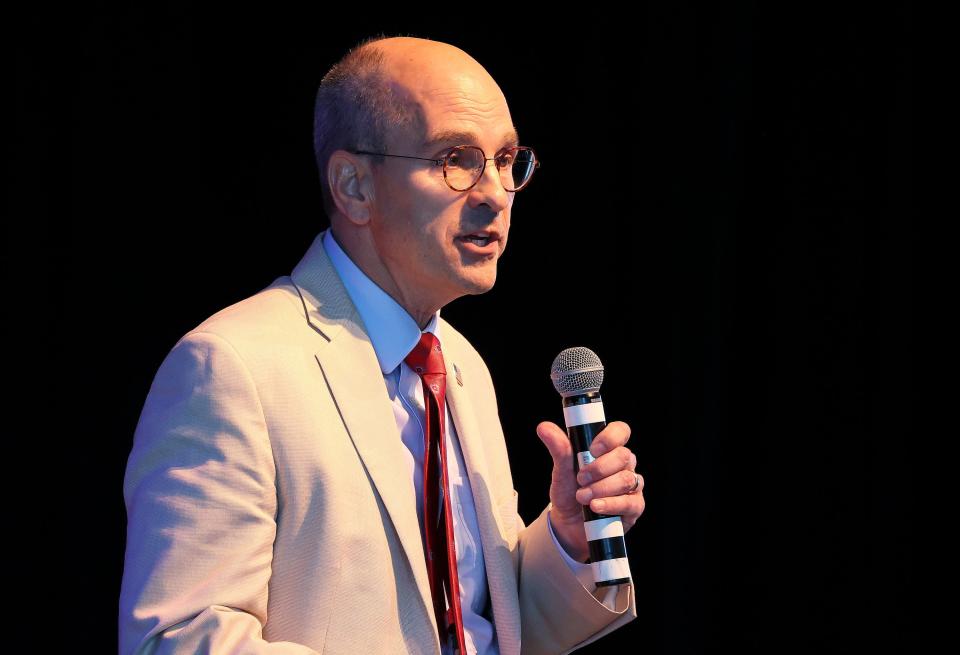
[536,420,645,563]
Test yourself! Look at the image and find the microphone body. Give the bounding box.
[551,346,632,587]
[561,391,631,586]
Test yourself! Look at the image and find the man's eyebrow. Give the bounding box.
[423,128,521,151]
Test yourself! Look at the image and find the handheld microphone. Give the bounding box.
[550,346,631,587]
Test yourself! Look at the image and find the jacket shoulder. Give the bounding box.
[177,276,307,353]
[196,275,301,325]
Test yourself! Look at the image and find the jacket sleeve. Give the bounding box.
[515,502,637,655]
[119,330,321,654]
[545,510,622,611]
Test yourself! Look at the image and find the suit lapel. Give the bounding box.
[290,230,438,642]
[444,351,522,655]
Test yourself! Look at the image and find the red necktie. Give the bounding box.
[405,331,467,655]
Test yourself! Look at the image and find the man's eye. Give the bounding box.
[497,153,515,166]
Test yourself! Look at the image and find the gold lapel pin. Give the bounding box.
[454,363,463,387]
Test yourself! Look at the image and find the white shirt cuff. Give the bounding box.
[547,509,620,610]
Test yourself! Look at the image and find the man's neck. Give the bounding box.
[328,225,443,331]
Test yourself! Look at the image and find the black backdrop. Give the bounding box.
[13,5,913,653]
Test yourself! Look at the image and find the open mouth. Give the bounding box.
[461,235,492,246]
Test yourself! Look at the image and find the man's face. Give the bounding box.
[365,52,518,314]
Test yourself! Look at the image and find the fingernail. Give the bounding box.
[576,488,593,503]
[577,471,591,484]
[590,443,606,457]
[591,499,606,512]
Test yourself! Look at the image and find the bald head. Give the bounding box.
[312,35,512,220]
[370,36,485,71]
[372,36,504,97]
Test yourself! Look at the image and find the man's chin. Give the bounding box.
[460,271,497,296]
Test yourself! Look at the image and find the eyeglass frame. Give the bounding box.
[349,144,541,192]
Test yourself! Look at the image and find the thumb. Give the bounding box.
[536,421,572,464]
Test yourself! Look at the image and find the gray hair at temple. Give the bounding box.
[313,34,424,220]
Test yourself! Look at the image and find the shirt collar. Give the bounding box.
[322,228,441,375]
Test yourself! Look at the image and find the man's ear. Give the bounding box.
[328,149,374,226]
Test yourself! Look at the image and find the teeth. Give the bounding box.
[465,236,489,245]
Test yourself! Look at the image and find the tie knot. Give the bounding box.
[405,331,446,377]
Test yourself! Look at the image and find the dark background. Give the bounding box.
[13,5,912,653]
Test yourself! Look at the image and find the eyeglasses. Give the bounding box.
[350,145,541,192]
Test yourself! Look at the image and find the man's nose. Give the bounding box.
[467,160,511,214]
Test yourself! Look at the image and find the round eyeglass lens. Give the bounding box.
[444,146,536,191]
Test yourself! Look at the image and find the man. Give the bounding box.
[119,35,645,654]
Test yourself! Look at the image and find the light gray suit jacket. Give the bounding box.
[119,228,636,654]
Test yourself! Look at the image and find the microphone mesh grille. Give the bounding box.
[550,347,605,397]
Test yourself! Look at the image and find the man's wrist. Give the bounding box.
[549,509,589,563]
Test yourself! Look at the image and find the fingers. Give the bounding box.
[584,492,646,528]
[574,421,636,502]
[575,469,645,505]
[535,421,572,463]
[586,421,631,459]
[576,445,636,485]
